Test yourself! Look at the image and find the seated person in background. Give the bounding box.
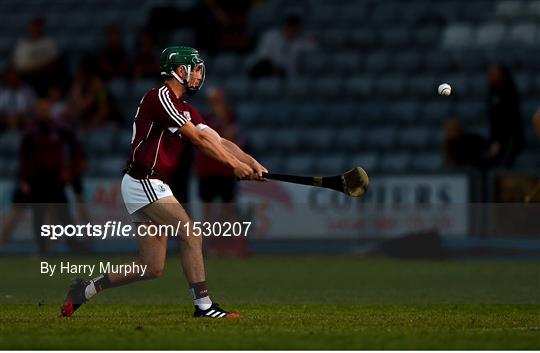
[0,67,36,130]
[443,119,491,168]
[66,63,122,131]
[249,15,316,78]
[13,17,59,96]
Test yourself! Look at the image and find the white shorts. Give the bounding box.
[121,174,173,216]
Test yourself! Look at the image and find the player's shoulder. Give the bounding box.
[139,86,169,107]
[148,84,185,105]
[142,87,160,101]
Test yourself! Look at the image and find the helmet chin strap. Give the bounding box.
[170,65,191,88]
[170,65,199,96]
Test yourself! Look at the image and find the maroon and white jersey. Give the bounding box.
[124,83,206,184]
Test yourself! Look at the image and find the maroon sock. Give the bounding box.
[190,281,209,300]
[92,274,111,292]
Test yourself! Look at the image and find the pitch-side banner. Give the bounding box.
[0,174,469,241]
[240,174,469,239]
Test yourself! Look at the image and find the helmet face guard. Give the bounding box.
[172,62,205,96]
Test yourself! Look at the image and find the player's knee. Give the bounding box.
[144,263,165,279]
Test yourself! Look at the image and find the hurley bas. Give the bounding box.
[41,261,147,277]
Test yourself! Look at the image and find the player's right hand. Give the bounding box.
[233,161,255,180]
[250,159,268,181]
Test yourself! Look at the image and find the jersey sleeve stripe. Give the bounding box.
[158,87,187,127]
[163,87,191,124]
[157,87,181,125]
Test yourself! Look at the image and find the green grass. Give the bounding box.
[1,304,539,349]
[0,255,539,349]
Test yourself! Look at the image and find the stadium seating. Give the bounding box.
[285,78,312,98]
[95,156,125,177]
[509,23,537,45]
[1,0,540,179]
[442,24,475,48]
[396,128,432,149]
[82,127,118,155]
[495,0,525,18]
[410,153,444,172]
[380,153,412,173]
[284,154,315,175]
[315,154,346,175]
[252,78,282,99]
[348,152,378,173]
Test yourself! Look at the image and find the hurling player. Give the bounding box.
[61,47,267,319]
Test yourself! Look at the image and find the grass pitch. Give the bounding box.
[0,255,539,349]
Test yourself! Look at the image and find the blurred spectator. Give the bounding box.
[195,88,250,257]
[0,198,27,252]
[133,32,160,79]
[445,65,524,169]
[87,94,122,131]
[16,98,86,256]
[249,14,316,78]
[96,26,130,79]
[47,84,67,123]
[196,88,240,200]
[169,142,194,205]
[486,64,523,167]
[532,110,540,138]
[66,63,121,131]
[13,17,59,95]
[0,67,36,131]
